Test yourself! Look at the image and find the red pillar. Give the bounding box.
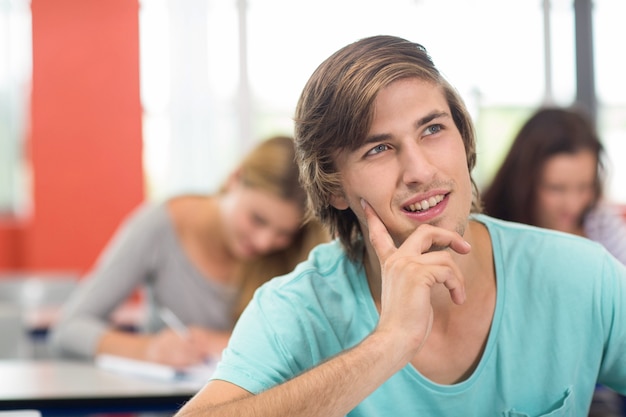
[0,0,144,274]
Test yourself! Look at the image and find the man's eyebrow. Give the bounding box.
[363,110,451,145]
[415,110,450,129]
[362,132,391,146]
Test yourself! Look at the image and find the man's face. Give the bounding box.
[331,78,473,247]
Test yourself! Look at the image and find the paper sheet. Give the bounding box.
[95,354,217,387]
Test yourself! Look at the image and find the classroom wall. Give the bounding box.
[0,0,144,274]
[0,1,624,275]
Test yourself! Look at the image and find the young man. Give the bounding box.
[176,35,626,416]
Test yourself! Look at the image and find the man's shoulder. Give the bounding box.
[475,214,616,273]
[475,213,604,248]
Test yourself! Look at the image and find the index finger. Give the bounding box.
[405,223,471,256]
[361,198,397,263]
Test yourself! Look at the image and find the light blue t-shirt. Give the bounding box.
[212,214,626,416]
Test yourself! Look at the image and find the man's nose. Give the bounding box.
[400,142,435,185]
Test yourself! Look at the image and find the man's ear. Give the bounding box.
[329,193,350,210]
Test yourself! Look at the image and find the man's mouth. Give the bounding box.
[404,194,445,213]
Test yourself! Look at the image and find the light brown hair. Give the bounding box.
[294,35,481,260]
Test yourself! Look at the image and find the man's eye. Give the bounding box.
[366,144,389,156]
[424,124,442,136]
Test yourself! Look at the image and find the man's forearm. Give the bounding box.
[175,331,409,417]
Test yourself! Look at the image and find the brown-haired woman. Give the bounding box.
[482,106,626,264]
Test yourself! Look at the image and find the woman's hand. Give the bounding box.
[186,326,231,359]
[144,327,208,367]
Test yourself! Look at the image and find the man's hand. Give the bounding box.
[361,199,471,358]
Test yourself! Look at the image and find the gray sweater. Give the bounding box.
[49,202,238,359]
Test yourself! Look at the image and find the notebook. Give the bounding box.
[95,353,217,387]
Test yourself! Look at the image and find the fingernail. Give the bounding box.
[360,198,366,209]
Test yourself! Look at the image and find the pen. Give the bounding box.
[158,307,189,339]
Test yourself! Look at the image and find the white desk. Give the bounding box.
[0,360,201,416]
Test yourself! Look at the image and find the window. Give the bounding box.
[594,0,626,202]
[0,0,31,216]
[139,0,626,204]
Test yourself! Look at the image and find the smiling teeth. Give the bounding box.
[406,194,444,212]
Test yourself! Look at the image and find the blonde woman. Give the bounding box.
[49,136,330,367]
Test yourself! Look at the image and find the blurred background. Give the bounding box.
[0,0,625,276]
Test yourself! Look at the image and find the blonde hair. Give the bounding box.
[228,136,330,319]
